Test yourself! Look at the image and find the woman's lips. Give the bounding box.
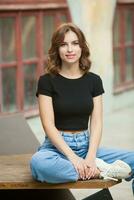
[66,54,76,59]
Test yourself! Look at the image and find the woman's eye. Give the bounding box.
[73,42,79,45]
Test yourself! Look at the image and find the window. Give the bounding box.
[0,1,71,116]
[113,3,134,93]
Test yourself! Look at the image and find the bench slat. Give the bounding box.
[0,154,121,189]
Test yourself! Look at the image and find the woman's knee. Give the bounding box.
[30,151,54,181]
[30,152,78,183]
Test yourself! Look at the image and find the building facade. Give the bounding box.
[0,0,134,116]
[68,0,134,113]
[0,0,71,117]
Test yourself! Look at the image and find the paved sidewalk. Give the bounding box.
[28,105,134,200]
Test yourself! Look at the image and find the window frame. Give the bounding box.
[0,4,71,117]
[113,3,134,94]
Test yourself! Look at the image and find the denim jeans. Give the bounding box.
[30,130,134,194]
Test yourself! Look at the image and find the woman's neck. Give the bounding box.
[60,63,83,78]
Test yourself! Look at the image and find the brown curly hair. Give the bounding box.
[45,22,91,75]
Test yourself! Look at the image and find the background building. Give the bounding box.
[0,0,71,117]
[68,0,134,113]
[0,0,134,116]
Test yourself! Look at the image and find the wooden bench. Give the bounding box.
[0,153,121,200]
[0,114,122,199]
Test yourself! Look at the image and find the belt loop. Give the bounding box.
[84,130,88,138]
[60,131,63,136]
[83,131,86,140]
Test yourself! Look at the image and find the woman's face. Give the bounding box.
[58,30,82,65]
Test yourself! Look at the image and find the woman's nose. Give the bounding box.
[67,44,73,52]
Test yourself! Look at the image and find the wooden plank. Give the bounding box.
[0,0,67,4]
[0,0,68,10]
[0,4,68,11]
[0,154,121,189]
[117,0,134,3]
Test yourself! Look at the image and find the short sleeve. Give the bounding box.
[92,75,105,97]
[36,74,53,97]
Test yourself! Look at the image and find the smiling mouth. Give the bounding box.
[66,54,75,59]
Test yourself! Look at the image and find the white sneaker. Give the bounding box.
[96,158,132,181]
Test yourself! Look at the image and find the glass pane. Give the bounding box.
[0,17,16,62]
[24,64,37,109]
[43,15,54,54]
[125,9,133,43]
[61,15,67,23]
[125,48,133,81]
[1,67,17,112]
[113,11,120,45]
[113,50,121,85]
[22,16,36,59]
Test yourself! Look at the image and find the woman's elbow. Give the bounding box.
[43,120,55,131]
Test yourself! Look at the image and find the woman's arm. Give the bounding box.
[87,95,103,159]
[85,95,103,178]
[38,94,77,161]
[38,94,89,179]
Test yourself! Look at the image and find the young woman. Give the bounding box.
[30,23,133,191]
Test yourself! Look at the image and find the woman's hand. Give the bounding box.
[70,156,92,180]
[84,158,99,179]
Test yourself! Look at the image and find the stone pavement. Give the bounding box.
[28,105,134,200]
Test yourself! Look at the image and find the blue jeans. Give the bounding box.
[30,130,134,194]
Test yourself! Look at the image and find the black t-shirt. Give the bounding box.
[36,72,104,130]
